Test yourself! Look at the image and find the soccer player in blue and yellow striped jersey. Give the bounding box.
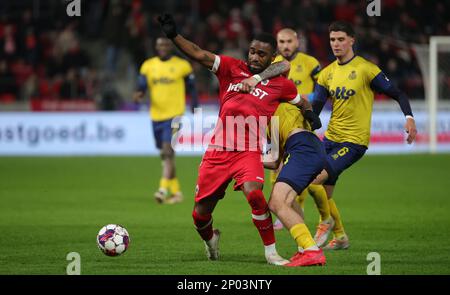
[134,37,198,204]
[311,21,417,250]
[271,29,333,243]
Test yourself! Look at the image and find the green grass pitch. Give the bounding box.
[1,154,450,274]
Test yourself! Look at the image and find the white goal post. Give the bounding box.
[429,37,450,153]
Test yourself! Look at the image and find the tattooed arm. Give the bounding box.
[239,60,290,92]
[258,60,290,80]
[171,35,216,70]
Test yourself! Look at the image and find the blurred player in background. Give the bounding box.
[157,14,321,265]
[270,29,334,246]
[264,102,327,267]
[311,21,417,249]
[133,37,198,204]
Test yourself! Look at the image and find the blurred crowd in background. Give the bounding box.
[0,0,449,109]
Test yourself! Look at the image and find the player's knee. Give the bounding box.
[160,146,174,160]
[268,197,281,214]
[246,189,268,211]
[268,190,289,214]
[192,208,211,228]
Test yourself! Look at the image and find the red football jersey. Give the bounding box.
[208,55,299,152]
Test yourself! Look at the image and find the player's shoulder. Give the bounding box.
[140,57,157,73]
[170,56,189,65]
[322,59,338,71]
[216,54,245,71]
[297,52,320,66]
[141,57,157,66]
[353,56,376,67]
[318,60,337,77]
[148,56,161,63]
[221,54,245,66]
[353,56,381,74]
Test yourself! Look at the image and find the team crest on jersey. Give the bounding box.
[296,65,303,72]
[170,67,175,73]
[348,70,357,80]
[327,73,333,81]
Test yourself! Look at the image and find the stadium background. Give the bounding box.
[1,0,450,275]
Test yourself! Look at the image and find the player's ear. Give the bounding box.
[350,37,355,46]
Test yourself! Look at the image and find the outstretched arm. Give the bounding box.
[158,14,216,70]
[239,61,291,92]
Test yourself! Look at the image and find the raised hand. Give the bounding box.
[157,14,178,39]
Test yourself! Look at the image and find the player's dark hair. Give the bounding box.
[252,33,277,53]
[329,21,355,37]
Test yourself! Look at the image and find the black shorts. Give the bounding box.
[276,132,327,194]
[152,119,174,149]
[323,136,367,185]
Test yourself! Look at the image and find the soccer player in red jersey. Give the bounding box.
[158,14,321,265]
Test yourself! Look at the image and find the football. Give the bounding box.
[97,224,130,256]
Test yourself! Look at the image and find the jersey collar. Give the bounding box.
[337,54,356,66]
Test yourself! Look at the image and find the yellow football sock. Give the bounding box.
[329,198,346,238]
[308,184,331,222]
[159,178,170,191]
[169,178,181,194]
[289,223,316,250]
[295,189,308,209]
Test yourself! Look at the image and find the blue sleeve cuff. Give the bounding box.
[137,75,147,92]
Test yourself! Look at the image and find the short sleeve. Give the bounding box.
[365,62,382,82]
[180,59,193,77]
[139,60,149,75]
[212,55,238,78]
[280,79,299,102]
[317,68,328,88]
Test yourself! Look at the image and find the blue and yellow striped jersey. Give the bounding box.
[139,56,193,121]
[317,56,381,147]
[274,52,320,94]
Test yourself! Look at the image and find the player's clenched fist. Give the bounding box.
[238,77,259,93]
[304,109,322,131]
[157,14,178,39]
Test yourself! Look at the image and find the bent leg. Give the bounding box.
[269,182,317,251]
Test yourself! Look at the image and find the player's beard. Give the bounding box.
[283,50,298,61]
[248,61,270,74]
[248,65,262,74]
